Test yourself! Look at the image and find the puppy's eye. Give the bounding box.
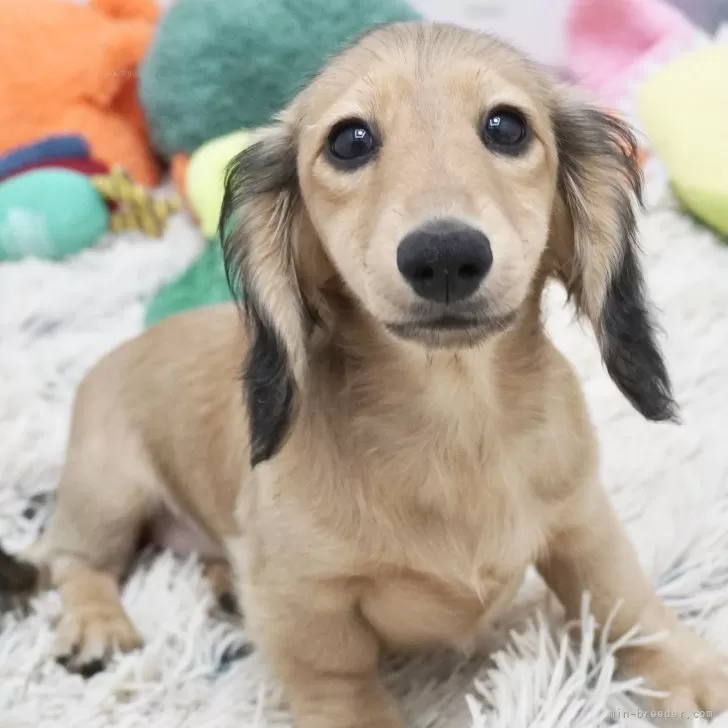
[482,107,529,154]
[326,120,377,168]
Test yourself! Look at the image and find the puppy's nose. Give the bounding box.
[396,219,493,303]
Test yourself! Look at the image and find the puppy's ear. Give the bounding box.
[548,96,677,422]
[220,123,311,465]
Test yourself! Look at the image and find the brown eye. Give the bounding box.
[326,120,377,169]
[482,107,529,154]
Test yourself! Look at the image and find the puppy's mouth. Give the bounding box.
[385,310,517,348]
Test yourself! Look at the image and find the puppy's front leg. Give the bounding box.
[245,578,402,728]
[538,484,728,716]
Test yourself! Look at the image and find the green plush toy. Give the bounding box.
[140,0,420,158]
[144,237,232,328]
[0,169,109,261]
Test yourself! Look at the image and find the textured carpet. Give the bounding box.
[2,174,728,727]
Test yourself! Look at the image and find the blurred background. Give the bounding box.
[414,0,728,64]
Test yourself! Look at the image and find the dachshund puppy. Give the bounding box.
[2,22,727,727]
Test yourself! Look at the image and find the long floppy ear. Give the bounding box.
[548,96,677,422]
[219,123,312,466]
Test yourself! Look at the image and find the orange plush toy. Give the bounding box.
[0,0,161,186]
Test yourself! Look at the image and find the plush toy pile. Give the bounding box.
[0,0,180,262]
[0,134,181,261]
[0,0,419,323]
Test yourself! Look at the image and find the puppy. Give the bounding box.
[2,22,727,727]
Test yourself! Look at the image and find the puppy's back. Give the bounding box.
[65,302,249,542]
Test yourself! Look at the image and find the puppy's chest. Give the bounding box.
[328,411,554,583]
[372,450,548,578]
[263,398,559,649]
[348,433,551,650]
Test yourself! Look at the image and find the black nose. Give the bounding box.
[396,219,493,304]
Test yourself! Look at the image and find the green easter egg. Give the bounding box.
[186,129,254,239]
[0,169,109,261]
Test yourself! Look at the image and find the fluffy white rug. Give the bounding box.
[2,181,728,728]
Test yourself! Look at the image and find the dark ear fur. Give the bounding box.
[219,125,309,466]
[550,98,677,422]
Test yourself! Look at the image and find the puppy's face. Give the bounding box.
[222,23,675,466]
[294,27,557,347]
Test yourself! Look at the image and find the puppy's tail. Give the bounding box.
[0,547,41,610]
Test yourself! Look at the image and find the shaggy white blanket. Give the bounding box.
[1,183,728,728]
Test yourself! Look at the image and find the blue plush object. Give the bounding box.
[0,135,90,179]
[0,169,109,261]
[140,0,420,157]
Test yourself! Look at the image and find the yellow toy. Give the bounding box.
[637,43,728,237]
[184,129,254,238]
[92,166,181,238]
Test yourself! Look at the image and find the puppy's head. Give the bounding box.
[221,23,675,464]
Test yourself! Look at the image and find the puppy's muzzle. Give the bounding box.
[397,219,492,304]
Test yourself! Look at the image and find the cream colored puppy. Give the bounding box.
[2,22,727,728]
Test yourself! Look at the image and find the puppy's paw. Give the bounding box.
[626,636,728,719]
[54,607,142,677]
[651,661,728,717]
